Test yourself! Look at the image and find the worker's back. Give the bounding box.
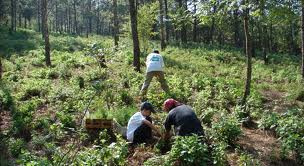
[146,53,164,72]
[164,105,204,136]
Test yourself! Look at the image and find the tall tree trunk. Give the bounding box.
[113,0,119,47]
[14,0,16,30]
[28,18,31,28]
[164,0,169,43]
[88,0,92,34]
[129,0,140,72]
[301,0,304,79]
[73,0,77,34]
[37,0,41,32]
[290,22,296,54]
[65,7,68,32]
[10,0,16,32]
[86,18,89,38]
[0,57,2,80]
[192,0,197,42]
[55,1,58,32]
[178,0,187,43]
[209,3,217,44]
[18,7,21,27]
[233,9,240,47]
[262,26,268,64]
[24,17,27,28]
[18,3,21,27]
[269,22,273,52]
[159,0,166,50]
[42,0,51,66]
[68,6,71,33]
[241,0,252,106]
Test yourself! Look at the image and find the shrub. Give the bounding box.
[199,107,218,127]
[109,106,137,126]
[258,111,279,130]
[56,111,76,128]
[17,150,51,165]
[32,116,52,131]
[276,109,304,162]
[12,101,36,137]
[144,155,168,166]
[58,64,72,79]
[8,138,25,157]
[238,152,260,166]
[233,105,250,123]
[120,90,133,106]
[55,133,128,165]
[19,79,50,101]
[211,142,228,166]
[211,114,242,145]
[0,84,15,111]
[166,135,209,165]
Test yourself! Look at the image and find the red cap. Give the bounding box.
[163,99,179,112]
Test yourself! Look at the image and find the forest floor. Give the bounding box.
[1,29,303,165]
[225,88,298,166]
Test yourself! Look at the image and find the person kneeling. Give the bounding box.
[127,102,161,144]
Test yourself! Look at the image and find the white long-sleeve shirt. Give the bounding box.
[146,53,164,73]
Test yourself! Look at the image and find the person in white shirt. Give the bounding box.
[140,50,170,97]
[127,102,161,144]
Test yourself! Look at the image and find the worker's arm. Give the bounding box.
[146,54,151,66]
[160,56,165,68]
[143,119,162,136]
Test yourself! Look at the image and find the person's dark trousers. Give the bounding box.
[133,116,152,144]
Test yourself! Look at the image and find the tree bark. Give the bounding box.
[0,57,2,80]
[42,0,51,67]
[37,0,41,32]
[192,0,197,42]
[301,0,304,79]
[129,0,140,72]
[159,0,166,50]
[113,0,119,47]
[241,0,252,105]
[233,9,240,47]
[73,0,77,34]
[178,0,187,43]
[164,0,169,43]
[55,0,58,32]
[88,0,92,34]
[18,3,21,27]
[68,5,71,33]
[10,0,16,32]
[24,17,27,28]
[209,3,217,44]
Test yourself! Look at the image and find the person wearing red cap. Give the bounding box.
[127,102,162,144]
[163,99,204,140]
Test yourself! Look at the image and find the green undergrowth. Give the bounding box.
[1,28,303,165]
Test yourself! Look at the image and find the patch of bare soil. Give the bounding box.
[33,104,56,122]
[127,146,155,166]
[227,127,298,166]
[0,111,12,133]
[0,111,12,164]
[261,89,293,113]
